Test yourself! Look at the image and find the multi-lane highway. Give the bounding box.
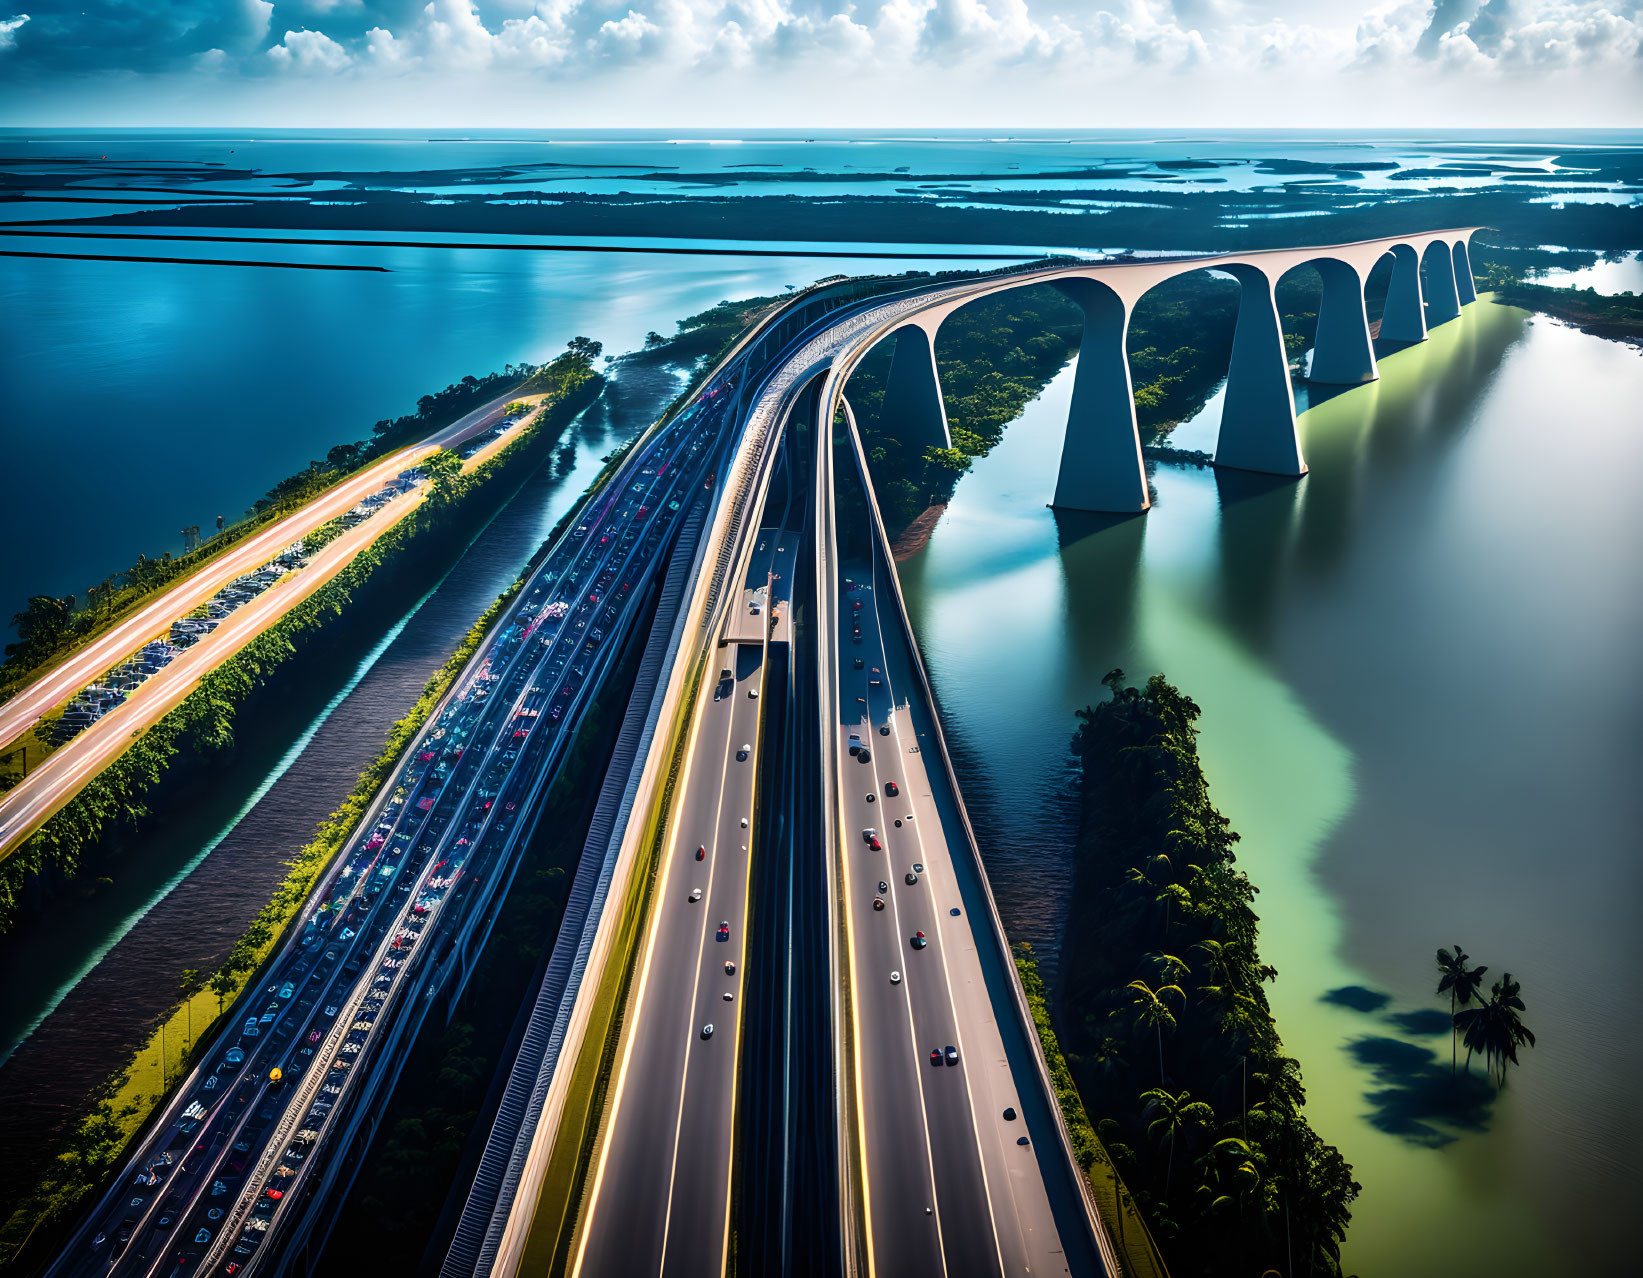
[572,461,803,1277]
[0,391,543,859]
[0,388,525,755]
[830,495,1084,1277]
[49,368,741,1278]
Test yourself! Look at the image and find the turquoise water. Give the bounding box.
[0,237,1010,622]
[900,303,1643,1276]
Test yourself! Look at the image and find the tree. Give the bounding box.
[1436,944,1488,1079]
[1141,1087,1215,1189]
[1455,972,1536,1088]
[423,448,465,506]
[1127,978,1184,1085]
[179,968,204,1052]
[566,335,603,362]
[210,966,237,1015]
[5,594,72,663]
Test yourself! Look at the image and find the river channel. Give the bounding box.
[900,300,1643,1277]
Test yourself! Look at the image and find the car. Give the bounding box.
[872,897,885,911]
[278,983,294,999]
[869,835,882,851]
[852,658,864,670]
[861,828,875,844]
[910,932,927,950]
[324,1005,338,1017]
[747,688,759,699]
[226,1047,245,1065]
[195,1229,212,1244]
[929,1048,943,1067]
[905,871,919,885]
[890,971,901,984]
[716,922,730,942]
[736,745,749,761]
[1003,1107,1017,1121]
[913,863,924,874]
[242,1019,260,1038]
[266,1188,282,1201]
[724,960,736,975]
[722,991,734,1002]
[884,781,899,797]
[696,845,706,861]
[207,1209,224,1221]
[92,1232,106,1250]
[701,1023,715,1040]
[689,888,702,902]
[865,792,875,803]
[945,1046,960,1066]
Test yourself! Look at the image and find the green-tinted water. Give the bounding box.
[901,300,1643,1276]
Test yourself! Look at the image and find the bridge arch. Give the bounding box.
[1379,242,1428,343]
[830,227,1483,516]
[1422,238,1462,326]
[1273,255,1379,387]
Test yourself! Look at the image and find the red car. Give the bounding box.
[266,1188,282,1201]
[716,922,730,943]
[696,846,706,861]
[929,1048,942,1067]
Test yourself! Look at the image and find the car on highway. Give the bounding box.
[716,922,730,942]
[890,971,901,984]
[929,1048,942,1067]
[689,888,702,902]
[701,1023,714,1040]
[945,1045,960,1066]
[905,871,919,885]
[747,687,759,699]
[910,931,927,950]
[696,845,706,860]
[872,897,885,911]
[884,781,899,797]
[724,960,735,975]
[737,744,750,761]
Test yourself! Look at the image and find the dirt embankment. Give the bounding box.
[889,504,947,562]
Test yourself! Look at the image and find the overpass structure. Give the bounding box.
[47,228,1483,1278]
[446,226,1483,1275]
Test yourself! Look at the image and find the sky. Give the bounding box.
[0,0,1638,127]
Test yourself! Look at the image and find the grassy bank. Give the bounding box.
[1059,671,1358,1278]
[1014,943,1170,1278]
[1489,279,1643,343]
[0,579,519,1273]
[0,362,602,930]
[0,363,545,711]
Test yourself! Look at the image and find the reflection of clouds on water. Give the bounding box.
[1323,984,1499,1147]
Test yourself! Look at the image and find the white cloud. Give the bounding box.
[266,28,353,71]
[0,13,29,52]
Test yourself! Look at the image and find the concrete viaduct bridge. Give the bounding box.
[844,226,1485,514]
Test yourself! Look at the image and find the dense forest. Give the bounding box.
[1060,671,1358,1277]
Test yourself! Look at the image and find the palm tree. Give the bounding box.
[1435,944,1488,1079]
[1140,1087,1215,1189]
[1127,979,1184,1084]
[1455,972,1536,1088]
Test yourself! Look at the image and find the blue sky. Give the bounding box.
[0,0,1638,126]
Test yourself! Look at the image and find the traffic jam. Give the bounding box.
[65,384,738,1278]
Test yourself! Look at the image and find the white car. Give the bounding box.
[689,888,702,903]
[890,971,902,985]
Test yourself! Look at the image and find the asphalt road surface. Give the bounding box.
[0,391,536,859]
[834,537,1072,1278]
[50,380,738,1278]
[573,500,802,1278]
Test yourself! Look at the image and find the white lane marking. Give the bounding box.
[864,550,1009,1278]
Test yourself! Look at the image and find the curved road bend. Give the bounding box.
[572,483,803,1277]
[0,390,537,859]
[49,382,733,1278]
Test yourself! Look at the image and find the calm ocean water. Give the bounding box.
[0,129,1638,1273]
